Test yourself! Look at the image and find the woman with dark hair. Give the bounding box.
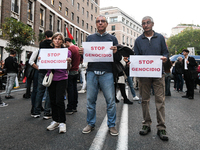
[46,32,72,133]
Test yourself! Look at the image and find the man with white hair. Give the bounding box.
[134,16,169,141]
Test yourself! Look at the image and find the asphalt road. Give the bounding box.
[0,82,200,150]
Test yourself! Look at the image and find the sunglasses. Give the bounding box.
[96,20,106,23]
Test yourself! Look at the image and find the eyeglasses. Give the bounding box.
[142,21,152,26]
[96,20,106,23]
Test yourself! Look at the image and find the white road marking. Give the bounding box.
[89,115,108,150]
[0,88,26,94]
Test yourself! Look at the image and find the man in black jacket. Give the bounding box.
[182,49,197,99]
[4,49,18,99]
[30,30,53,119]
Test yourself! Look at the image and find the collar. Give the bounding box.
[95,32,108,37]
[142,30,157,39]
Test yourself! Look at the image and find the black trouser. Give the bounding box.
[67,74,78,110]
[184,70,194,98]
[48,79,67,123]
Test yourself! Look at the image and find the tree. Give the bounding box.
[2,17,35,60]
[167,27,200,55]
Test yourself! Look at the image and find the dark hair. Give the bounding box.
[45,30,53,38]
[10,49,16,55]
[65,37,72,43]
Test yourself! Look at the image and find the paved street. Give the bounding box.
[0,82,200,150]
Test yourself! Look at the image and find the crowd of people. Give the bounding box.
[1,15,200,142]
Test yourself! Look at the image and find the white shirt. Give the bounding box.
[184,56,188,70]
[29,49,39,66]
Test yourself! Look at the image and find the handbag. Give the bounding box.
[42,71,54,87]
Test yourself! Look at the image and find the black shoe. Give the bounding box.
[139,125,151,135]
[124,99,133,105]
[157,130,169,141]
[182,95,188,98]
[5,96,14,99]
[31,113,40,118]
[188,96,194,99]
[43,113,52,120]
[72,109,77,112]
[66,109,73,115]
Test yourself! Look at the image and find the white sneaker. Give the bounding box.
[133,96,139,101]
[59,123,66,133]
[0,102,8,107]
[47,121,59,131]
[78,89,86,94]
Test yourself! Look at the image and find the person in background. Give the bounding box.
[163,58,172,96]
[4,49,18,99]
[78,60,87,94]
[182,49,197,99]
[46,32,72,133]
[175,57,183,92]
[0,70,8,107]
[134,16,169,141]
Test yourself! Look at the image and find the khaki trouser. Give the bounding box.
[139,74,166,130]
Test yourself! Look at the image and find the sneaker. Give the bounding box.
[59,123,66,133]
[31,113,40,118]
[66,109,74,115]
[82,125,95,134]
[157,130,169,141]
[47,121,59,131]
[43,113,52,120]
[133,96,139,101]
[139,125,151,135]
[78,89,86,94]
[124,99,133,105]
[109,127,119,136]
[0,102,8,107]
[72,109,77,112]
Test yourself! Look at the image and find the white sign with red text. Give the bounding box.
[38,48,68,69]
[129,55,162,78]
[82,42,113,62]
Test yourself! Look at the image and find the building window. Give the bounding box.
[71,12,74,20]
[127,28,129,34]
[110,17,118,22]
[77,16,79,24]
[126,20,129,25]
[86,23,88,29]
[123,26,125,32]
[57,19,61,32]
[81,32,83,43]
[76,30,79,45]
[91,14,93,21]
[77,3,80,10]
[95,7,97,13]
[95,0,98,4]
[72,0,74,6]
[11,0,19,13]
[65,7,68,16]
[49,14,53,31]
[122,17,125,23]
[127,37,129,45]
[64,24,67,37]
[122,35,125,44]
[130,38,132,46]
[51,0,54,5]
[87,11,89,18]
[59,2,62,11]
[91,26,93,32]
[27,1,33,21]
[82,7,84,15]
[82,20,84,27]
[91,3,93,9]
[87,0,89,6]
[40,8,44,27]
[111,25,115,31]
[70,27,73,37]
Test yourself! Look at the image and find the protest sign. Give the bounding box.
[129,55,162,78]
[38,48,68,69]
[82,42,113,62]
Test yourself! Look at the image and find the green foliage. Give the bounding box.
[38,32,45,42]
[2,17,35,59]
[167,27,200,55]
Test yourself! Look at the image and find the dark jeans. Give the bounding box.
[184,70,194,98]
[165,73,171,96]
[25,77,33,98]
[34,72,51,115]
[31,70,38,109]
[48,79,67,123]
[176,74,183,91]
[67,74,79,110]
